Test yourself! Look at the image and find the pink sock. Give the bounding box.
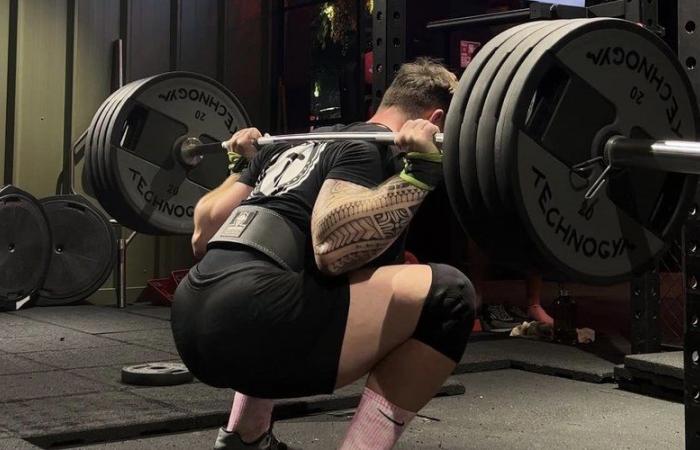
[340,388,417,450]
[226,393,273,442]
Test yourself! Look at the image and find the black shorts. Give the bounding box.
[171,247,350,399]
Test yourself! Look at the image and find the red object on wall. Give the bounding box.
[364,51,374,85]
[460,41,481,68]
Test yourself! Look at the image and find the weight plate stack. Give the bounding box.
[476,20,579,216]
[36,195,117,306]
[0,186,51,310]
[85,80,141,229]
[467,21,582,273]
[494,18,700,284]
[443,21,543,251]
[96,78,157,233]
[99,72,251,235]
[458,21,561,265]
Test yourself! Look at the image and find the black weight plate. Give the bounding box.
[99,78,182,233]
[495,18,700,285]
[97,79,161,233]
[85,87,122,201]
[86,83,137,223]
[460,21,553,220]
[443,21,542,241]
[477,20,578,217]
[0,186,51,310]
[457,21,553,257]
[36,195,117,306]
[99,79,153,196]
[90,80,158,233]
[121,362,193,386]
[95,80,151,222]
[103,72,250,235]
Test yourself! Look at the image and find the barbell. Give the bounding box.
[83,18,700,285]
[178,132,445,166]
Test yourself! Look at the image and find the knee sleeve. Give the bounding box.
[411,263,477,363]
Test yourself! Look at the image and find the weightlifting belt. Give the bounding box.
[207,205,306,272]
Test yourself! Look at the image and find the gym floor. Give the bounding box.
[0,296,683,449]
[80,370,683,449]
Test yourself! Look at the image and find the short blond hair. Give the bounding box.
[379,57,457,118]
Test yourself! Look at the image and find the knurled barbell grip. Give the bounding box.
[181,132,445,165]
[256,132,445,146]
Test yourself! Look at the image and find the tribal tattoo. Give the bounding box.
[311,176,429,275]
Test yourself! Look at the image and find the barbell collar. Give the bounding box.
[606,136,700,175]
[181,141,228,167]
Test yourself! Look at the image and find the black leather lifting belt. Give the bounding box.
[207,205,306,272]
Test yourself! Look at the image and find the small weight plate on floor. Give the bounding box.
[494,18,699,284]
[36,195,117,306]
[121,362,194,386]
[103,72,250,234]
[443,21,542,241]
[0,186,51,310]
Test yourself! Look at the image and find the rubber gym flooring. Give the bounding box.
[0,302,683,449]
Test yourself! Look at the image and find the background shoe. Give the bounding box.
[214,427,296,450]
[482,304,521,332]
[504,305,529,322]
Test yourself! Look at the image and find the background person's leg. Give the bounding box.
[526,273,553,325]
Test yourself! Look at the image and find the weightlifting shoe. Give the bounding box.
[214,426,296,450]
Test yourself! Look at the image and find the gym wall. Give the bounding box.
[0,0,272,302]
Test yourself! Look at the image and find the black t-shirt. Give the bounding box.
[237,122,406,268]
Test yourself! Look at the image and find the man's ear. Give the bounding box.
[428,109,445,126]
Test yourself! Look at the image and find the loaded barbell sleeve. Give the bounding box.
[581,136,700,201]
[606,136,700,175]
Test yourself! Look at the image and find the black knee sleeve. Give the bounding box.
[411,263,477,363]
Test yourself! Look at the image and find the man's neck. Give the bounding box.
[366,106,410,132]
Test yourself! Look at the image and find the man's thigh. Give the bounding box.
[334,264,433,388]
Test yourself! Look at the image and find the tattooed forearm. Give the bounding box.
[311,175,429,275]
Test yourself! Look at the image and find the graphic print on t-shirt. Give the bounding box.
[251,142,328,197]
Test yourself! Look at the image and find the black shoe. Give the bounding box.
[482,304,521,332]
[214,427,295,450]
[504,305,529,322]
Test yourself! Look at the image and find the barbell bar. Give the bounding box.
[179,132,446,166]
[82,18,700,285]
[181,133,700,178]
